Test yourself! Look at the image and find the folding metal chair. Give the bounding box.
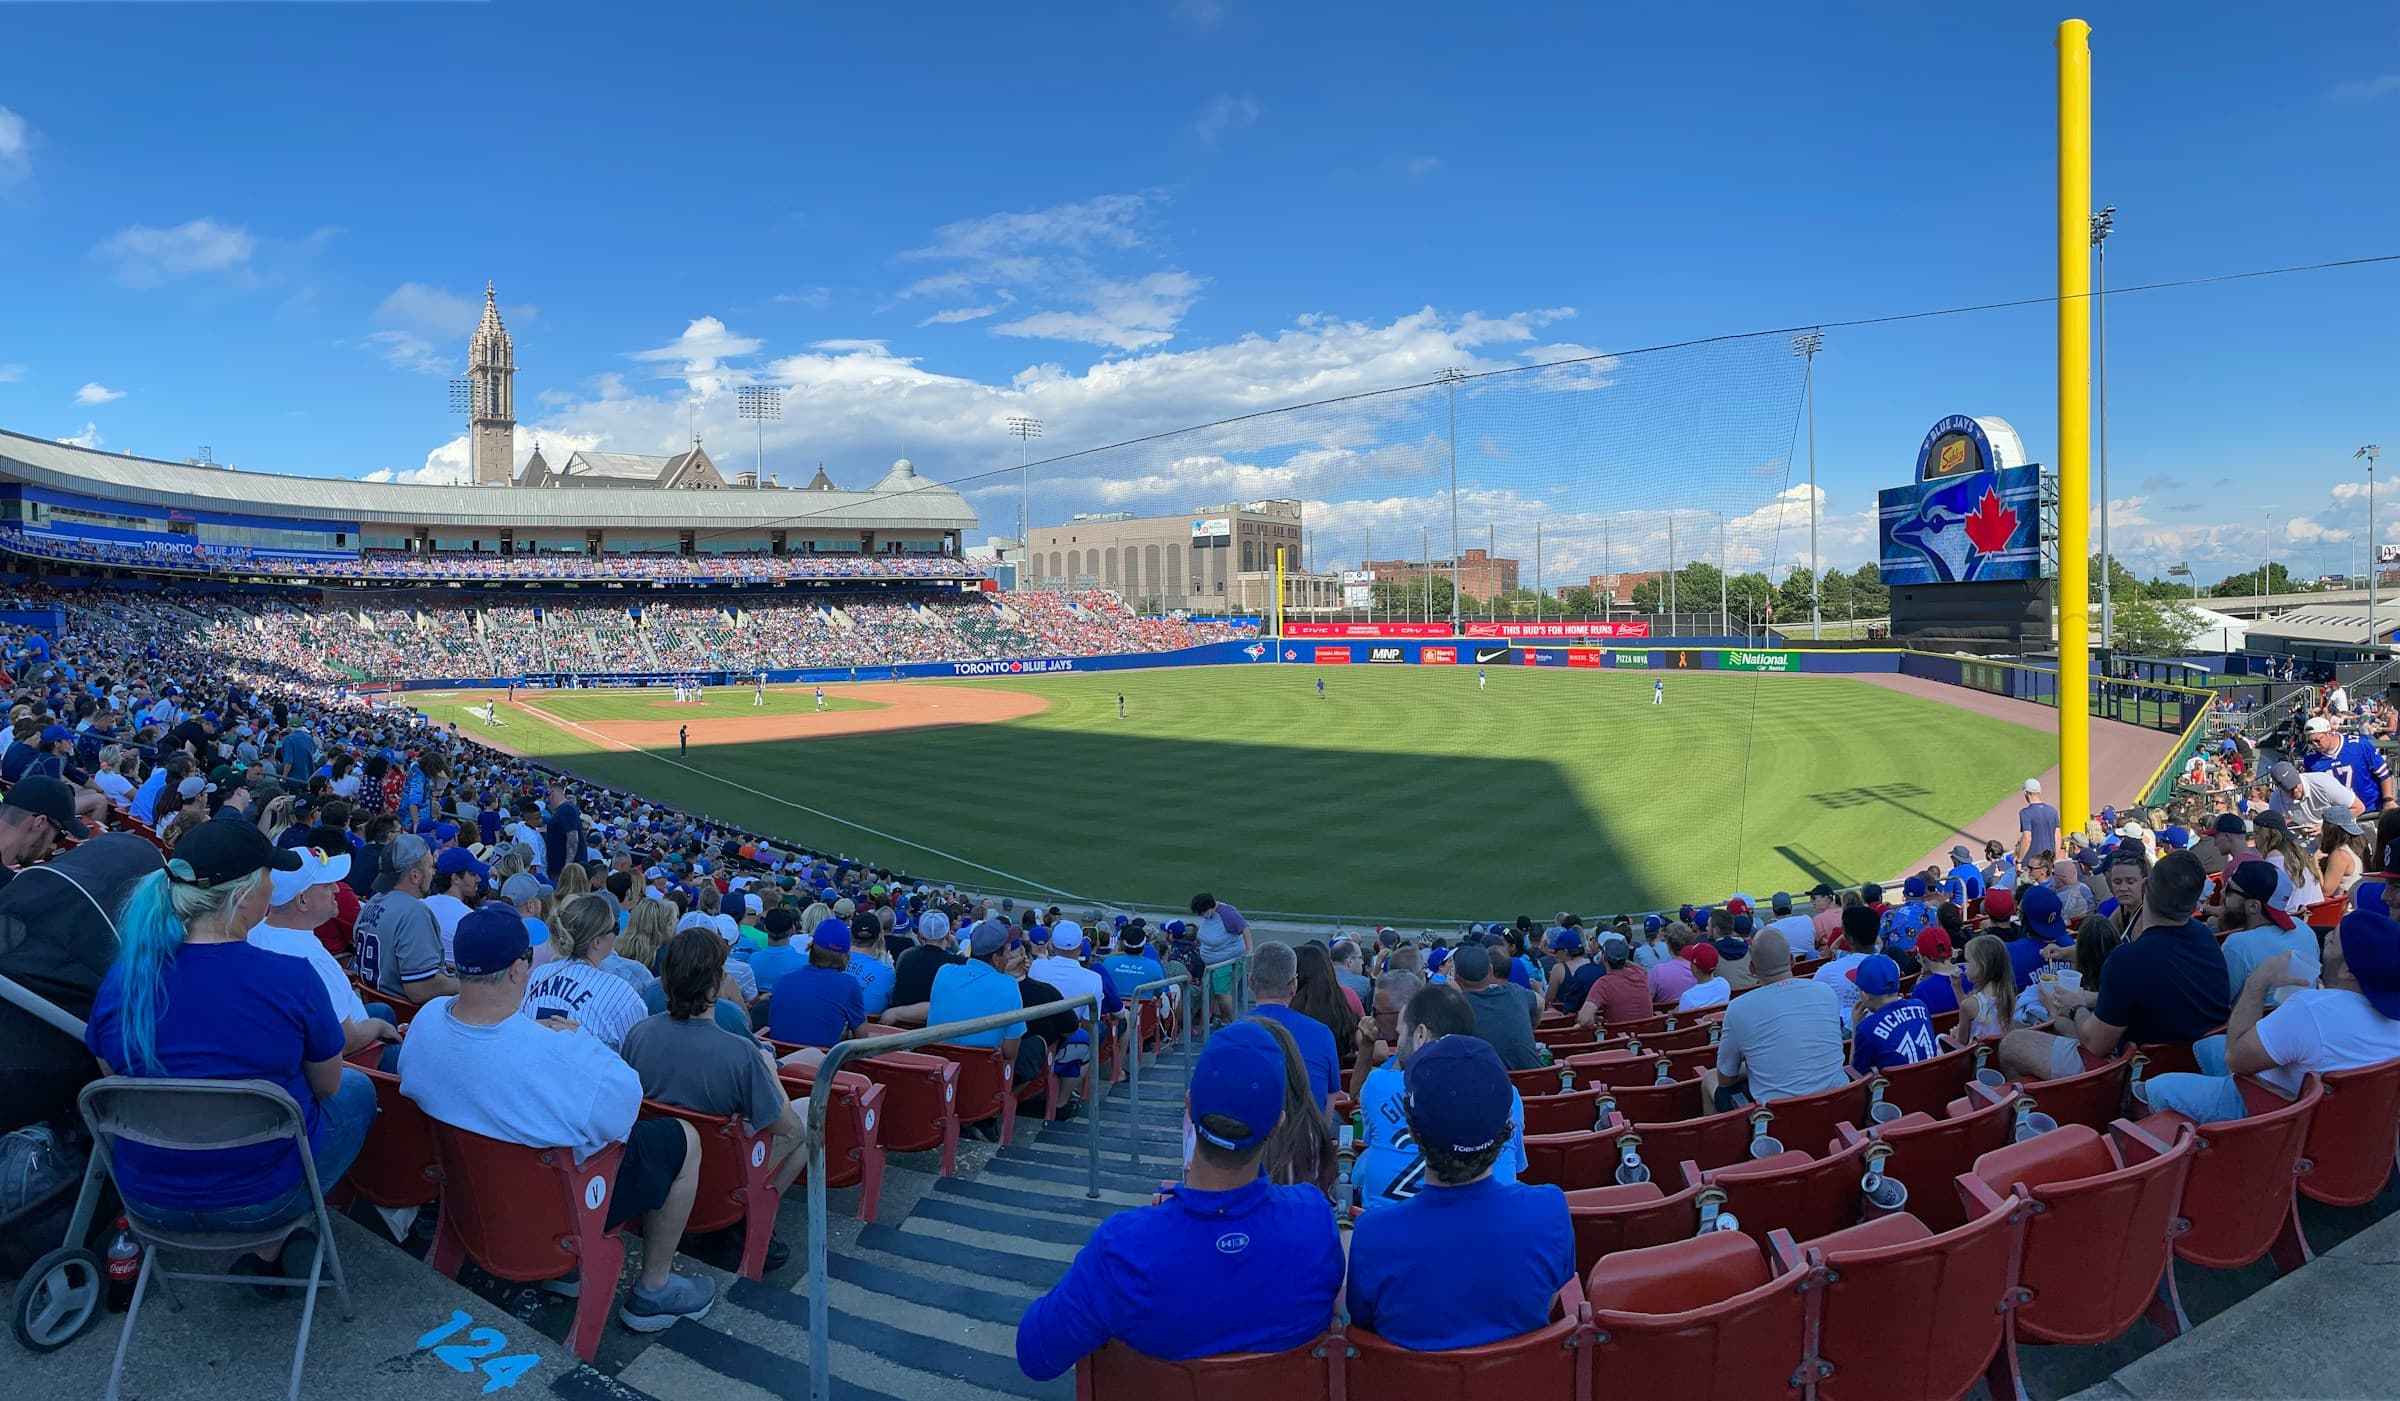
[79,1077,354,1401]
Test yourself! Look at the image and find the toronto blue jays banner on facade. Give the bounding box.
[1876,415,2045,586]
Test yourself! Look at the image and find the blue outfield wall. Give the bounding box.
[392,640,1904,692]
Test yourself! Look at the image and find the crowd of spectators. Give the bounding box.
[16,585,1255,686]
[0,529,982,582]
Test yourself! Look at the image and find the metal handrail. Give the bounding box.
[806,992,1099,1401]
[1123,969,1194,1161]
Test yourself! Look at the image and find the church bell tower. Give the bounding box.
[468,282,516,487]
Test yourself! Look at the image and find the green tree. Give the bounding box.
[2208,562,2315,599]
[1848,564,1889,618]
[1370,575,1459,620]
[2111,596,2207,655]
[1556,585,1600,616]
[1776,566,1818,625]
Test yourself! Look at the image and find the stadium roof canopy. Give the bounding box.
[0,427,977,533]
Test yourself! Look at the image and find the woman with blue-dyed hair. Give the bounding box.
[84,821,379,1285]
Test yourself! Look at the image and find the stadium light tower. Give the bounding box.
[1438,367,1467,628]
[2363,445,2383,645]
[736,385,782,489]
[1792,332,1824,638]
[2091,206,2116,648]
[1007,415,1043,561]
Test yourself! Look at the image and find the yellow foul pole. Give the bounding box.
[2057,19,2094,831]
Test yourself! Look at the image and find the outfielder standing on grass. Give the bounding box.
[753,673,765,707]
[815,685,826,712]
[1118,692,1126,719]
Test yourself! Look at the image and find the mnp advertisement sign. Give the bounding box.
[1365,645,1407,664]
[1722,649,1800,673]
[1284,621,1451,639]
[1462,620,1652,640]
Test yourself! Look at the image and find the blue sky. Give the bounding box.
[0,2,2392,584]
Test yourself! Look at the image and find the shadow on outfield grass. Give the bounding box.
[552,726,1685,917]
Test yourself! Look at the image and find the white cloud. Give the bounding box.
[629,316,764,402]
[2331,73,2400,103]
[0,107,31,183]
[994,272,1203,351]
[91,218,257,289]
[0,364,25,383]
[73,382,123,405]
[363,330,450,376]
[57,423,101,450]
[919,293,1014,326]
[1391,155,1444,180]
[1191,94,1259,145]
[363,435,469,485]
[898,192,1204,351]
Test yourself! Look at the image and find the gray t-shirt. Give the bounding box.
[1715,977,1846,1105]
[2019,801,2062,859]
[1466,982,1543,1070]
[621,1012,787,1129]
[355,888,444,996]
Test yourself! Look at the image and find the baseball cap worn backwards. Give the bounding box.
[1403,1036,1513,1155]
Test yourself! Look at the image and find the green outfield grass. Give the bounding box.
[419,668,2054,922]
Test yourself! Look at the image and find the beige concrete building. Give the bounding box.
[1025,500,1304,614]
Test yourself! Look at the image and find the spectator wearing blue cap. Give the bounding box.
[2138,910,2400,1124]
[399,905,717,1332]
[1814,903,1878,1024]
[765,918,866,1049]
[1632,913,1670,970]
[1575,936,1649,1028]
[1348,1032,1570,1351]
[1877,876,1937,955]
[1847,955,1937,1073]
[1942,847,1987,905]
[928,921,1027,1069]
[425,844,488,963]
[1014,1020,1343,1380]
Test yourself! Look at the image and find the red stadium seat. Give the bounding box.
[1522,1114,1631,1192]
[2296,1054,2400,1208]
[1626,1102,1772,1176]
[638,1099,780,1281]
[1832,1088,2017,1234]
[2020,1050,2134,1131]
[1537,1023,1598,1048]
[1347,1282,1591,1400]
[2132,1075,2323,1333]
[1781,1194,2025,1401]
[1680,1134,1875,1245]
[352,976,417,1025]
[1868,1041,1986,1121]
[853,1050,961,1176]
[425,1123,626,1361]
[1510,1064,1578,1098]
[1521,1085,1612,1138]
[1596,1076,1707,1126]
[1964,1117,2198,1396]
[1606,1011,1680,1038]
[1563,1050,1669,1088]
[1563,1177,1720,1279]
[1753,1077,1875,1153]
[1583,1231,1809,1401]
[915,1040,1020,1147]
[1637,1023,1716,1053]
[1074,1334,1340,1401]
[332,1064,438,1214]
[777,1064,889,1224]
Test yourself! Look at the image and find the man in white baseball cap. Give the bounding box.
[248,846,402,1065]
[2016,777,2062,865]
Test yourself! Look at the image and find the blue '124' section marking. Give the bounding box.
[417,1309,542,1393]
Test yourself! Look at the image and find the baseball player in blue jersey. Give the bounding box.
[1653,678,1664,707]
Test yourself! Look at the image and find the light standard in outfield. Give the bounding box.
[737,385,782,492]
[1008,415,1043,581]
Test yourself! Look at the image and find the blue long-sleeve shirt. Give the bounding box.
[1014,1175,1342,1381]
[1346,1174,1573,1351]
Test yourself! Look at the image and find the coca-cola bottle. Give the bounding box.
[105,1217,141,1312]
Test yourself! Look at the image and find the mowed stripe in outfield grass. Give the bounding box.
[424,667,2053,921]
[417,688,879,763]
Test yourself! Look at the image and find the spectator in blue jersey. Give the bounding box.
[1245,941,1340,1110]
[2009,885,2071,988]
[1014,1020,1343,1380]
[2302,715,2394,814]
[1943,845,1986,904]
[1849,955,1939,1073]
[1911,927,1965,1019]
[1878,876,1938,954]
[845,912,897,1016]
[1353,981,1528,1210]
[765,918,865,1049]
[1348,1035,1573,1351]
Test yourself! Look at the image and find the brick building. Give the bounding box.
[1363,548,1519,600]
